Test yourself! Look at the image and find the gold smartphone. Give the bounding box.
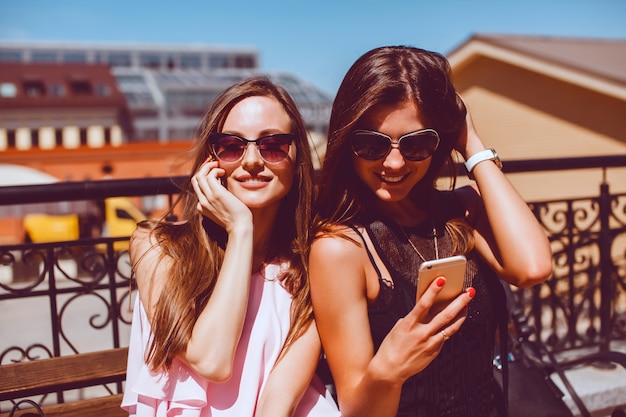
[416,255,467,314]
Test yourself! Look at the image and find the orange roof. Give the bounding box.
[0,62,128,109]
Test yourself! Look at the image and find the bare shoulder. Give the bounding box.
[309,225,369,299]
[129,226,162,266]
[129,225,171,315]
[310,225,364,260]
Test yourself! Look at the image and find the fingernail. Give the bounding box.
[466,287,476,298]
[436,277,445,287]
[204,155,214,164]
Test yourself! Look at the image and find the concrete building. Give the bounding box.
[0,40,333,146]
[0,62,131,151]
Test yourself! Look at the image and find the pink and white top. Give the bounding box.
[121,262,340,416]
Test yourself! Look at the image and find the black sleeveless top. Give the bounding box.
[355,191,506,417]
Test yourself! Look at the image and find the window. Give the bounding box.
[49,84,66,97]
[134,128,159,141]
[0,51,21,62]
[80,128,88,146]
[116,75,146,89]
[132,108,158,117]
[23,80,46,97]
[116,209,135,220]
[7,130,16,149]
[32,51,57,62]
[140,54,161,69]
[95,84,112,96]
[166,90,213,117]
[31,129,39,148]
[209,54,229,68]
[0,83,17,97]
[234,55,255,69]
[55,128,63,147]
[125,91,156,108]
[108,53,131,67]
[71,80,92,95]
[180,54,201,69]
[62,52,87,62]
[168,128,195,140]
[104,127,111,145]
[165,55,175,70]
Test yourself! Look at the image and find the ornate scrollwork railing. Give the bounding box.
[0,159,625,371]
[0,238,134,369]
[516,186,626,352]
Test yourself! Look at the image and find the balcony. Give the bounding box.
[1,155,625,416]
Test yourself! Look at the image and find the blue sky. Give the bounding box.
[1,0,625,95]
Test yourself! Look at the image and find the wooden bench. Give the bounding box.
[0,347,128,417]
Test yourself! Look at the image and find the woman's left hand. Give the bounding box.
[192,159,252,234]
[454,97,486,160]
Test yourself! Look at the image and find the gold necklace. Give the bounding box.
[399,224,439,262]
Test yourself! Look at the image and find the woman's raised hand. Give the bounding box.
[375,278,475,382]
[191,159,252,233]
[454,97,486,160]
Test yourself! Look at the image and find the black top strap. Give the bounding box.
[346,223,384,281]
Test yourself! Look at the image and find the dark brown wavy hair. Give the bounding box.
[135,76,315,371]
[313,45,473,253]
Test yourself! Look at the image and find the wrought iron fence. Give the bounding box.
[0,239,134,358]
[499,156,626,353]
[0,157,625,381]
[0,176,185,413]
[528,184,626,352]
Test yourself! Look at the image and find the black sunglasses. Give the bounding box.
[209,132,294,163]
[350,129,440,161]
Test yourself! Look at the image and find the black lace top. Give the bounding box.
[357,191,506,417]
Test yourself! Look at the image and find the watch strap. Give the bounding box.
[464,148,499,173]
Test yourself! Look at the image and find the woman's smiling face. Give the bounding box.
[352,101,433,204]
[217,95,296,211]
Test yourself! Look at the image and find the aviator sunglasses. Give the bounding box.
[209,132,294,163]
[350,129,440,161]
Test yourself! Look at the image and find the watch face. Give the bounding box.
[490,148,503,169]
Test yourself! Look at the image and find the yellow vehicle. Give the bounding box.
[101,197,147,251]
[23,197,146,251]
[23,213,80,243]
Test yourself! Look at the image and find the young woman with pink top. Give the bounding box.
[122,76,340,417]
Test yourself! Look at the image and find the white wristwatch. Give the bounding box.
[464,148,503,178]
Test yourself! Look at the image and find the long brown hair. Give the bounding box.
[313,45,472,252]
[135,76,315,371]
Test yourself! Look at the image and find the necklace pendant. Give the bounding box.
[399,222,440,262]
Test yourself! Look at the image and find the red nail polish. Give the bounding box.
[436,277,445,287]
[466,287,476,298]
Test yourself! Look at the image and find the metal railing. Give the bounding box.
[0,176,186,371]
[0,156,625,371]
[527,183,626,352]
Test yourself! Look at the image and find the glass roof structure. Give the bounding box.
[112,67,333,143]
